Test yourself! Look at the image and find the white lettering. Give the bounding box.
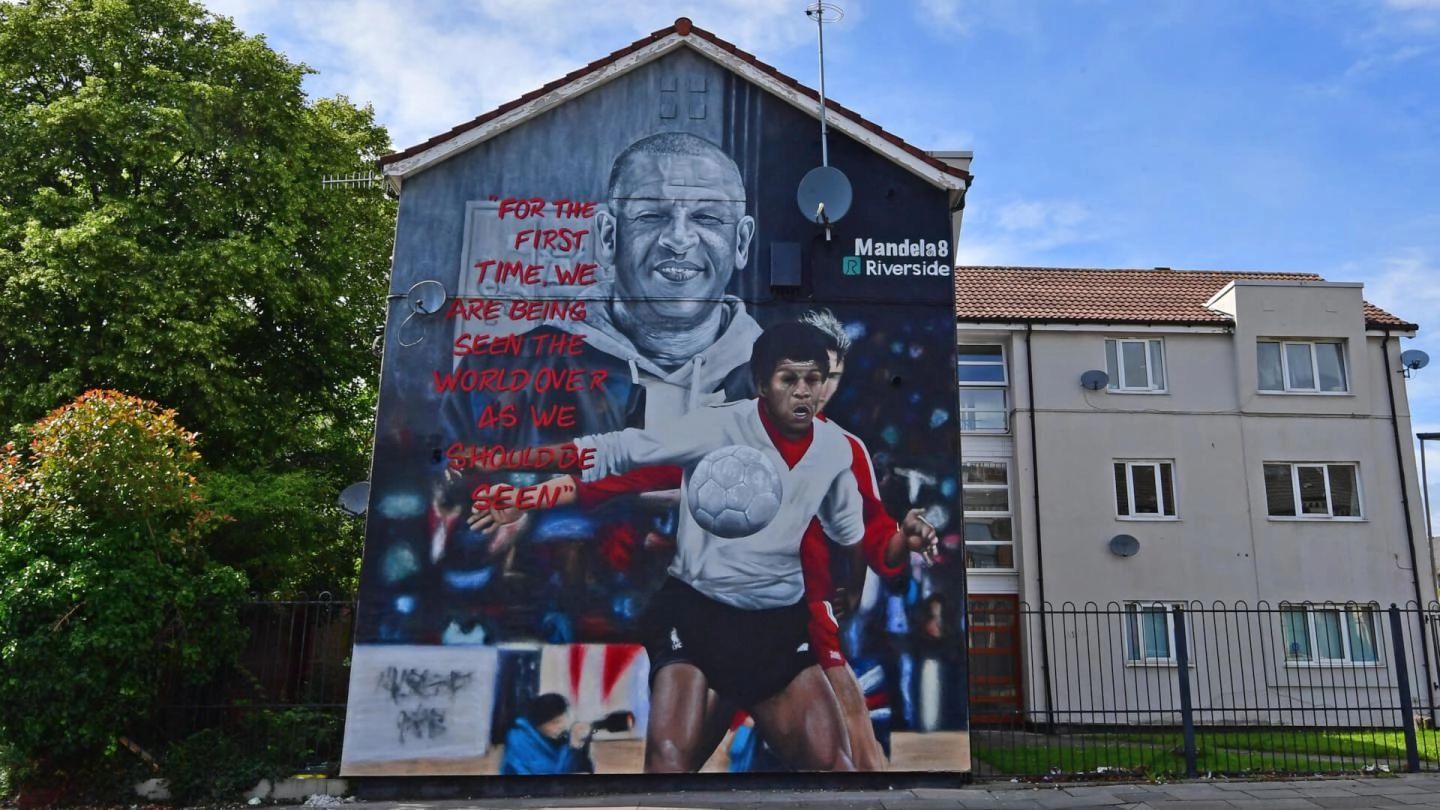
[853,237,950,258]
[864,259,952,277]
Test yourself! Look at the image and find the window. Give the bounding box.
[958,345,1007,383]
[1257,340,1347,393]
[962,461,1013,570]
[1106,338,1166,392]
[1263,463,1362,519]
[1280,604,1379,664]
[958,345,1008,433]
[959,389,1007,432]
[1114,460,1177,519]
[1124,603,1181,665]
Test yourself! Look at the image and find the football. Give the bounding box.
[686,445,784,538]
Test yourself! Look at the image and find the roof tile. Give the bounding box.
[953,266,1417,331]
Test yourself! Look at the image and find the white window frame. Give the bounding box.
[1257,339,1348,394]
[1280,603,1381,667]
[962,459,1014,571]
[1123,602,1184,666]
[1114,460,1178,520]
[1106,338,1167,393]
[1263,462,1363,520]
[958,344,1008,434]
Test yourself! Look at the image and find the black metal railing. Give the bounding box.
[154,594,355,773]
[970,601,1440,780]
[156,597,1440,782]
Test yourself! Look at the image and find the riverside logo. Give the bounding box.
[844,238,952,277]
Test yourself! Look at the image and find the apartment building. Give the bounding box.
[952,266,1431,725]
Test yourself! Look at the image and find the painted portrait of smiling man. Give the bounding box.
[441,132,764,457]
[598,133,757,356]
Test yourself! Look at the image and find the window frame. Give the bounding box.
[1105,338,1167,393]
[1114,459,1178,520]
[962,459,1014,571]
[1279,603,1381,667]
[957,344,1008,385]
[1123,602,1184,667]
[1257,339,1349,394]
[958,344,1009,434]
[1262,462,1364,520]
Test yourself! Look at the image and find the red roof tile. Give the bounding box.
[953,266,1417,331]
[377,18,970,185]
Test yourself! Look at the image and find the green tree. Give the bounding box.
[0,0,395,594]
[0,390,248,786]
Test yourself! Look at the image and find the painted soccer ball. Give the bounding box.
[686,445,783,538]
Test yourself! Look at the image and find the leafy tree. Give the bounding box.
[0,390,248,785]
[0,0,395,594]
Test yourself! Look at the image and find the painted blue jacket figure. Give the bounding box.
[499,693,595,775]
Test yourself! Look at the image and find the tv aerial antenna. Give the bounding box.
[798,2,852,240]
[321,172,383,188]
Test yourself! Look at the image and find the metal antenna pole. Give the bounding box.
[806,3,844,168]
[816,8,829,167]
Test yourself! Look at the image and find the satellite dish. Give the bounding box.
[1108,534,1140,558]
[1401,349,1430,372]
[407,279,447,315]
[1080,369,1110,391]
[797,165,853,225]
[338,481,371,517]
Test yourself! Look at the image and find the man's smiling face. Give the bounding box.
[605,151,754,323]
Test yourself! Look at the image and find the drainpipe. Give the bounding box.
[1025,325,1056,729]
[1381,331,1436,715]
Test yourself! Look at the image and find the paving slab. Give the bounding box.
[1307,797,1406,808]
[1137,786,1233,800]
[1289,787,1373,798]
[1141,802,1240,810]
[1379,791,1433,802]
[1223,799,1322,810]
[1225,787,1313,799]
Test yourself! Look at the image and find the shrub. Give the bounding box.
[0,390,248,790]
[162,708,343,805]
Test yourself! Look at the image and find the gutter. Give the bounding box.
[1381,331,1436,717]
[950,316,1418,332]
[1025,325,1056,729]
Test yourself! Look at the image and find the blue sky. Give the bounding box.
[203,0,1440,516]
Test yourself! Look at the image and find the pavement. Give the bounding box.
[327,773,1440,810]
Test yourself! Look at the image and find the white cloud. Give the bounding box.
[910,0,1036,38]
[915,0,972,35]
[994,199,1089,233]
[1349,249,1440,330]
[1343,249,1440,446]
[1339,43,1433,83]
[951,236,1008,267]
[202,0,816,150]
[954,197,1101,265]
[1354,0,1440,43]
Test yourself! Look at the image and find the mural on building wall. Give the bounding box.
[343,55,966,776]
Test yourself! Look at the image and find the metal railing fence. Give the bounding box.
[153,594,354,773]
[970,600,1440,780]
[155,597,1440,781]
